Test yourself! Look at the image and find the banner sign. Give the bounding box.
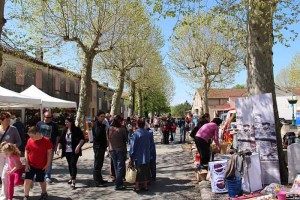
[235,93,280,184]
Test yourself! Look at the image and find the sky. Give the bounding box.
[4,2,300,107]
[157,18,300,106]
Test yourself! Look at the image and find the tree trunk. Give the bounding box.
[128,80,136,117]
[110,70,126,116]
[247,0,287,183]
[201,67,209,115]
[76,52,95,129]
[137,88,142,117]
[0,0,6,67]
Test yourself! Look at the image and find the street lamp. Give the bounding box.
[288,94,298,126]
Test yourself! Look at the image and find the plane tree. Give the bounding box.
[13,0,130,127]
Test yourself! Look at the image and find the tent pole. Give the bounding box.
[21,108,25,123]
[40,105,43,121]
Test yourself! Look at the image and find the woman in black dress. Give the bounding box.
[56,117,85,189]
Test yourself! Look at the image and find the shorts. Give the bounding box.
[25,166,46,182]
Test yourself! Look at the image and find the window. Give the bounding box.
[74,80,79,94]
[54,74,61,91]
[98,98,102,110]
[107,100,110,110]
[35,70,43,89]
[16,65,24,85]
[66,79,70,93]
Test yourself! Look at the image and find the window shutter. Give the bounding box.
[55,74,61,91]
[35,70,43,89]
[74,80,79,94]
[16,65,24,85]
[66,79,70,93]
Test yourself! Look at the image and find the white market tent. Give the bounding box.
[0,86,41,107]
[20,85,77,108]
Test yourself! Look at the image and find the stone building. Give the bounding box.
[0,46,126,118]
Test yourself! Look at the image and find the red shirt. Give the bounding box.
[25,137,53,169]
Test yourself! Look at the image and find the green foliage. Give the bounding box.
[147,0,300,47]
[142,89,171,117]
[169,12,242,88]
[232,84,246,89]
[275,52,300,88]
[171,101,191,118]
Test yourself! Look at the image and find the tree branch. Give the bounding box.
[95,46,113,54]
[63,36,87,53]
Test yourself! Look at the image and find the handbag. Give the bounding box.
[125,167,137,184]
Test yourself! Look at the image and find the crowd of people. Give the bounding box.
[92,111,156,192]
[0,111,156,199]
[0,109,226,200]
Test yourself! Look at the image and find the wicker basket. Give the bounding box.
[211,144,220,153]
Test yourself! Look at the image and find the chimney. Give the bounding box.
[103,82,108,87]
[35,47,44,61]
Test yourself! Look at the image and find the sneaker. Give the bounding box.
[39,192,48,200]
[100,180,108,184]
[95,183,107,187]
[115,185,126,191]
[24,196,30,200]
[45,178,52,183]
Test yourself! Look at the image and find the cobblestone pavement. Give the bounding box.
[11,132,202,200]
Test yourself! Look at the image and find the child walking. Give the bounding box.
[24,126,53,200]
[1,142,24,200]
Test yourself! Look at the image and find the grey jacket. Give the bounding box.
[0,125,22,147]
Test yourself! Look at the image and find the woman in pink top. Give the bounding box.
[195,118,222,169]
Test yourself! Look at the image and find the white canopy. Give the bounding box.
[20,85,77,108]
[0,86,41,107]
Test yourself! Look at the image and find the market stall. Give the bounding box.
[195,93,300,199]
[20,85,77,120]
[0,86,41,107]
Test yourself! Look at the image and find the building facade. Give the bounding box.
[0,46,127,118]
[192,87,300,119]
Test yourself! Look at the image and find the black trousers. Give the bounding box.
[93,146,106,184]
[163,132,169,144]
[195,137,210,168]
[65,152,80,180]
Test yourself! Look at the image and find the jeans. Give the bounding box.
[170,131,174,141]
[65,152,80,180]
[180,127,186,143]
[45,150,54,179]
[110,150,126,188]
[93,146,106,184]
